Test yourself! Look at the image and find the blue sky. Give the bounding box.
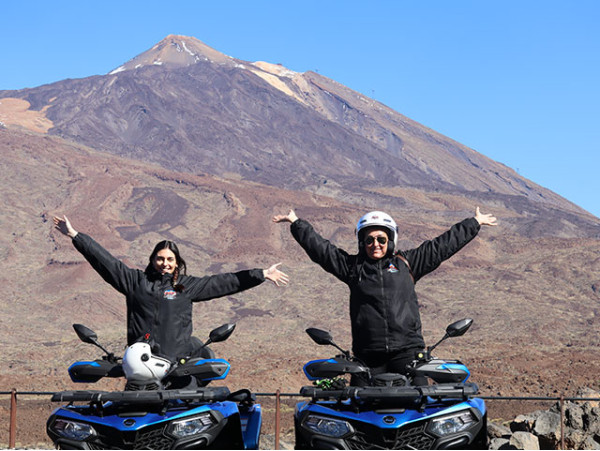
[2,1,599,218]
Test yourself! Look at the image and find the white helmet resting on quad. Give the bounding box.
[122,342,172,388]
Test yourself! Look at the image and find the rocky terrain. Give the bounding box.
[487,387,600,450]
[0,35,599,448]
[1,128,599,448]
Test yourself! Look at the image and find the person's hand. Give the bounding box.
[53,215,78,238]
[263,263,290,287]
[272,209,299,224]
[474,207,497,226]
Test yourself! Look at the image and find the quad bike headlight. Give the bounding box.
[51,418,96,441]
[167,413,216,438]
[303,414,352,438]
[428,410,477,437]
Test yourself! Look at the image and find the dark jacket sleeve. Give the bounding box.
[184,269,265,302]
[72,233,139,295]
[290,219,351,283]
[403,217,480,282]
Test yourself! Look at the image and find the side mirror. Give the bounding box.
[306,328,351,359]
[446,318,473,338]
[207,323,236,344]
[306,328,333,346]
[426,318,474,358]
[72,324,114,359]
[73,324,99,345]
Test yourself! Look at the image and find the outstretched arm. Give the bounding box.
[53,215,78,238]
[273,210,351,283]
[404,207,497,281]
[263,263,290,287]
[52,214,137,294]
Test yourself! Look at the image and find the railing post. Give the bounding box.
[560,394,565,450]
[9,388,17,449]
[275,389,281,450]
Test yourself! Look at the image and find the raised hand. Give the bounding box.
[263,262,290,287]
[272,209,299,224]
[474,207,497,227]
[53,215,78,238]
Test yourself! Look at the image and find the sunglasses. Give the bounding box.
[364,235,388,246]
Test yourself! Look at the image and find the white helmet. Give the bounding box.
[122,342,172,383]
[356,211,398,254]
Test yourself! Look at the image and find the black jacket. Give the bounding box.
[290,217,480,356]
[72,233,265,360]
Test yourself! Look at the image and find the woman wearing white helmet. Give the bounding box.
[273,207,496,383]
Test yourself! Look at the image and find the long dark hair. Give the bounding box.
[145,240,187,291]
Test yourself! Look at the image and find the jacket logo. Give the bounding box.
[163,289,177,300]
[387,263,399,273]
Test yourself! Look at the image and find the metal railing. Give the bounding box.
[3,388,599,450]
[1,389,54,449]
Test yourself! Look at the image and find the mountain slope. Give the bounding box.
[1,127,600,406]
[0,35,594,233]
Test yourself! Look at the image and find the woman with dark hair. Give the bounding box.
[53,215,289,366]
[145,240,189,291]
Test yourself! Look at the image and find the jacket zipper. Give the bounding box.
[378,260,390,352]
[151,277,166,339]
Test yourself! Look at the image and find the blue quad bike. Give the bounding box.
[294,318,487,450]
[46,323,261,449]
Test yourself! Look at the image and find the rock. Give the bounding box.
[489,437,511,450]
[509,431,540,450]
[564,429,586,449]
[510,410,551,432]
[488,420,512,439]
[564,400,584,430]
[584,405,600,435]
[582,436,600,450]
[576,387,600,407]
[511,414,534,432]
[531,411,561,448]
